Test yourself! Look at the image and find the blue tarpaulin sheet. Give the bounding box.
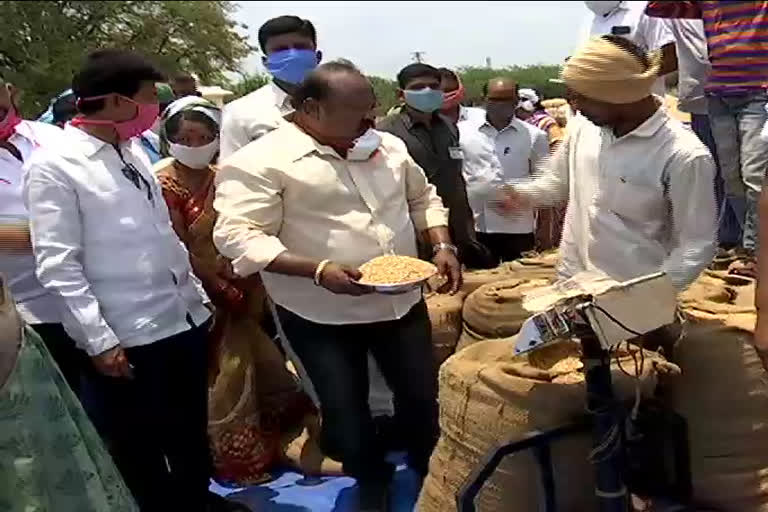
[210,454,422,511]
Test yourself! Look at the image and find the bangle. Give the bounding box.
[314,259,332,286]
[433,242,458,256]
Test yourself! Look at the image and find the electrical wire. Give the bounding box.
[590,303,644,337]
[589,302,645,420]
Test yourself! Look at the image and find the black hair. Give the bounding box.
[52,92,77,125]
[171,72,195,83]
[291,60,364,109]
[601,34,651,69]
[73,49,165,115]
[165,110,219,142]
[258,16,317,52]
[438,67,459,83]
[396,63,442,89]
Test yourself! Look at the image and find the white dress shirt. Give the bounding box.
[665,19,710,116]
[516,104,717,290]
[458,115,549,234]
[213,122,449,325]
[219,82,293,159]
[0,120,67,324]
[581,1,675,97]
[23,124,210,356]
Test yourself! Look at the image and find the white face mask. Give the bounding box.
[347,129,382,161]
[168,138,219,169]
[584,1,621,17]
[519,100,536,113]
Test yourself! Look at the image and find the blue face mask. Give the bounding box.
[403,88,445,113]
[265,49,319,85]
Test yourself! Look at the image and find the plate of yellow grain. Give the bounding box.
[355,255,437,294]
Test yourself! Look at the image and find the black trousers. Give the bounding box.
[276,300,439,484]
[81,322,212,512]
[32,323,89,397]
[477,232,536,264]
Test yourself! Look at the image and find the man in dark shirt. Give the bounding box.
[378,63,493,269]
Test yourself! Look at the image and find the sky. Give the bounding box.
[233,1,590,79]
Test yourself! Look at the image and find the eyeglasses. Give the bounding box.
[112,145,154,205]
[120,162,154,205]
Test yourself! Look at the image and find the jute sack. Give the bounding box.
[457,278,550,352]
[670,270,768,510]
[669,324,768,511]
[426,291,468,366]
[417,339,663,512]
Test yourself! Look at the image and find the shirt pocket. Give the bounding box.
[600,175,664,224]
[82,189,148,237]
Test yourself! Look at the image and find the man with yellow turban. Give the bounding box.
[499,35,717,291]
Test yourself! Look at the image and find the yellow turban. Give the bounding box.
[562,36,661,104]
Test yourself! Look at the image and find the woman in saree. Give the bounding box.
[154,97,314,486]
[0,275,139,512]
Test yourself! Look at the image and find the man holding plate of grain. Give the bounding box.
[213,60,461,511]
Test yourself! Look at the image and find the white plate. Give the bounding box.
[354,271,437,295]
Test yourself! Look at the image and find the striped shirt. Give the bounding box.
[646,1,768,94]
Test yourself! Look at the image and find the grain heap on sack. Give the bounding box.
[671,270,768,510]
[678,269,756,332]
[456,278,550,352]
[417,338,664,512]
[460,249,559,294]
[505,249,560,282]
[426,291,469,366]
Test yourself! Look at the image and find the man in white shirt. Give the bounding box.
[581,1,677,96]
[23,50,231,512]
[220,15,321,158]
[459,77,549,263]
[0,77,89,395]
[214,61,461,511]
[502,35,717,291]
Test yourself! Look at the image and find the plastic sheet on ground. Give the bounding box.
[209,453,421,511]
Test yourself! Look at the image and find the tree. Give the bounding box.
[459,65,566,105]
[226,72,270,103]
[0,1,253,117]
[369,75,399,116]
[362,64,566,116]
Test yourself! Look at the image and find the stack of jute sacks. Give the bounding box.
[424,251,559,367]
[419,257,768,512]
[418,250,667,511]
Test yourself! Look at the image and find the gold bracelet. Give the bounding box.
[314,259,332,287]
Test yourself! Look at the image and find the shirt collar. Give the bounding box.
[63,123,112,157]
[401,109,444,130]
[270,82,293,112]
[611,104,668,141]
[481,116,521,134]
[281,122,348,162]
[10,120,35,144]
